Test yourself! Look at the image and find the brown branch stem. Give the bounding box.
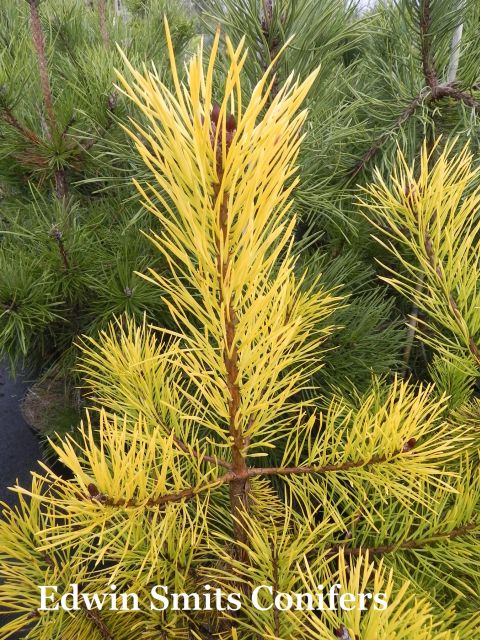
[82,605,114,640]
[83,446,409,509]
[54,171,68,200]
[260,0,281,103]
[98,0,110,48]
[208,112,251,559]
[28,0,69,199]
[433,83,480,109]
[350,83,479,180]
[51,228,69,270]
[337,521,478,557]
[0,105,42,145]
[171,434,232,470]
[349,90,430,179]
[28,0,56,138]
[420,0,437,90]
[215,182,250,555]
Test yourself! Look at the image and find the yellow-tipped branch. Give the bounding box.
[113,18,330,554]
[421,225,480,367]
[362,139,480,375]
[333,520,479,557]
[32,425,451,512]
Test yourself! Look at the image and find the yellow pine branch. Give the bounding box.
[361,138,480,374]
[335,520,479,557]
[113,19,335,455]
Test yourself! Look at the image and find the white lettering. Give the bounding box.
[150,585,169,611]
[39,585,58,611]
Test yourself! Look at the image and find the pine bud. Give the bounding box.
[225,113,237,132]
[27,610,40,619]
[51,227,63,241]
[210,102,220,125]
[87,483,98,496]
[402,437,417,452]
[334,625,352,639]
[108,92,118,111]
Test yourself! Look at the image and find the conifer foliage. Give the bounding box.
[0,18,479,640]
[0,0,195,380]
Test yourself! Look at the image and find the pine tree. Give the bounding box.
[0,0,196,384]
[0,20,479,639]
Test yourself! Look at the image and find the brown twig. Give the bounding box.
[433,83,480,109]
[211,108,250,557]
[98,0,109,48]
[171,434,232,470]
[336,520,478,557]
[54,171,68,199]
[82,445,411,510]
[28,0,56,138]
[82,606,114,640]
[351,3,438,184]
[419,0,437,90]
[349,89,430,179]
[51,227,69,270]
[260,0,281,102]
[0,105,42,145]
[28,0,69,199]
[244,449,401,479]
